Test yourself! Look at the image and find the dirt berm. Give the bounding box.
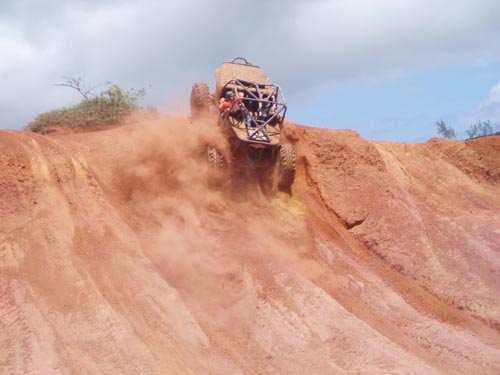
[1,116,499,375]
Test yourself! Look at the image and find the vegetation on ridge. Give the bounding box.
[436,119,500,140]
[25,77,148,134]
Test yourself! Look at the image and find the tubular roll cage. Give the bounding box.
[230,57,256,66]
[221,79,287,144]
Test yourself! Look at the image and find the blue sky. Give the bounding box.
[290,62,500,142]
[1,0,500,143]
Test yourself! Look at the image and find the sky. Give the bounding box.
[1,0,500,142]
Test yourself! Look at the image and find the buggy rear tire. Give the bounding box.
[275,144,296,190]
[191,83,211,118]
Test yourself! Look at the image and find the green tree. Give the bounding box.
[466,120,498,139]
[436,120,456,139]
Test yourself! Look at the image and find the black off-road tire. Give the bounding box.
[207,146,224,170]
[275,144,296,190]
[191,83,211,118]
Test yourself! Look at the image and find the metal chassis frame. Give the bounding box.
[220,79,287,145]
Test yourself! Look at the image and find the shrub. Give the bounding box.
[25,81,147,133]
[436,120,456,139]
[466,120,499,139]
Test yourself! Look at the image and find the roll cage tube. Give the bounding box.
[221,79,287,125]
[220,79,287,144]
[231,57,253,65]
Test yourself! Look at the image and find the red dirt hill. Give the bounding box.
[1,118,499,374]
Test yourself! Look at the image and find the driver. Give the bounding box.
[219,90,238,112]
[219,90,254,127]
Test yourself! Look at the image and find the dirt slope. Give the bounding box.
[1,117,499,375]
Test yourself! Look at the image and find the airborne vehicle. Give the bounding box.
[191,57,296,191]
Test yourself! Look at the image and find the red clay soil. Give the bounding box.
[1,117,499,375]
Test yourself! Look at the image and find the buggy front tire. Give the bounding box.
[275,144,296,190]
[207,146,224,170]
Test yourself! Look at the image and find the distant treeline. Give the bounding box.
[436,120,500,140]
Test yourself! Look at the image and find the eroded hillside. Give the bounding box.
[1,118,499,374]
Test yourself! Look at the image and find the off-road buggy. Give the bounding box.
[191,57,296,191]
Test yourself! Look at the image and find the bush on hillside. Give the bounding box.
[436,120,456,139]
[25,81,147,133]
[466,120,499,139]
[436,119,500,140]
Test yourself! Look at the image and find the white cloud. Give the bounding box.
[473,82,500,121]
[480,82,500,108]
[273,0,500,84]
[2,0,500,129]
[454,82,500,136]
[474,82,500,124]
